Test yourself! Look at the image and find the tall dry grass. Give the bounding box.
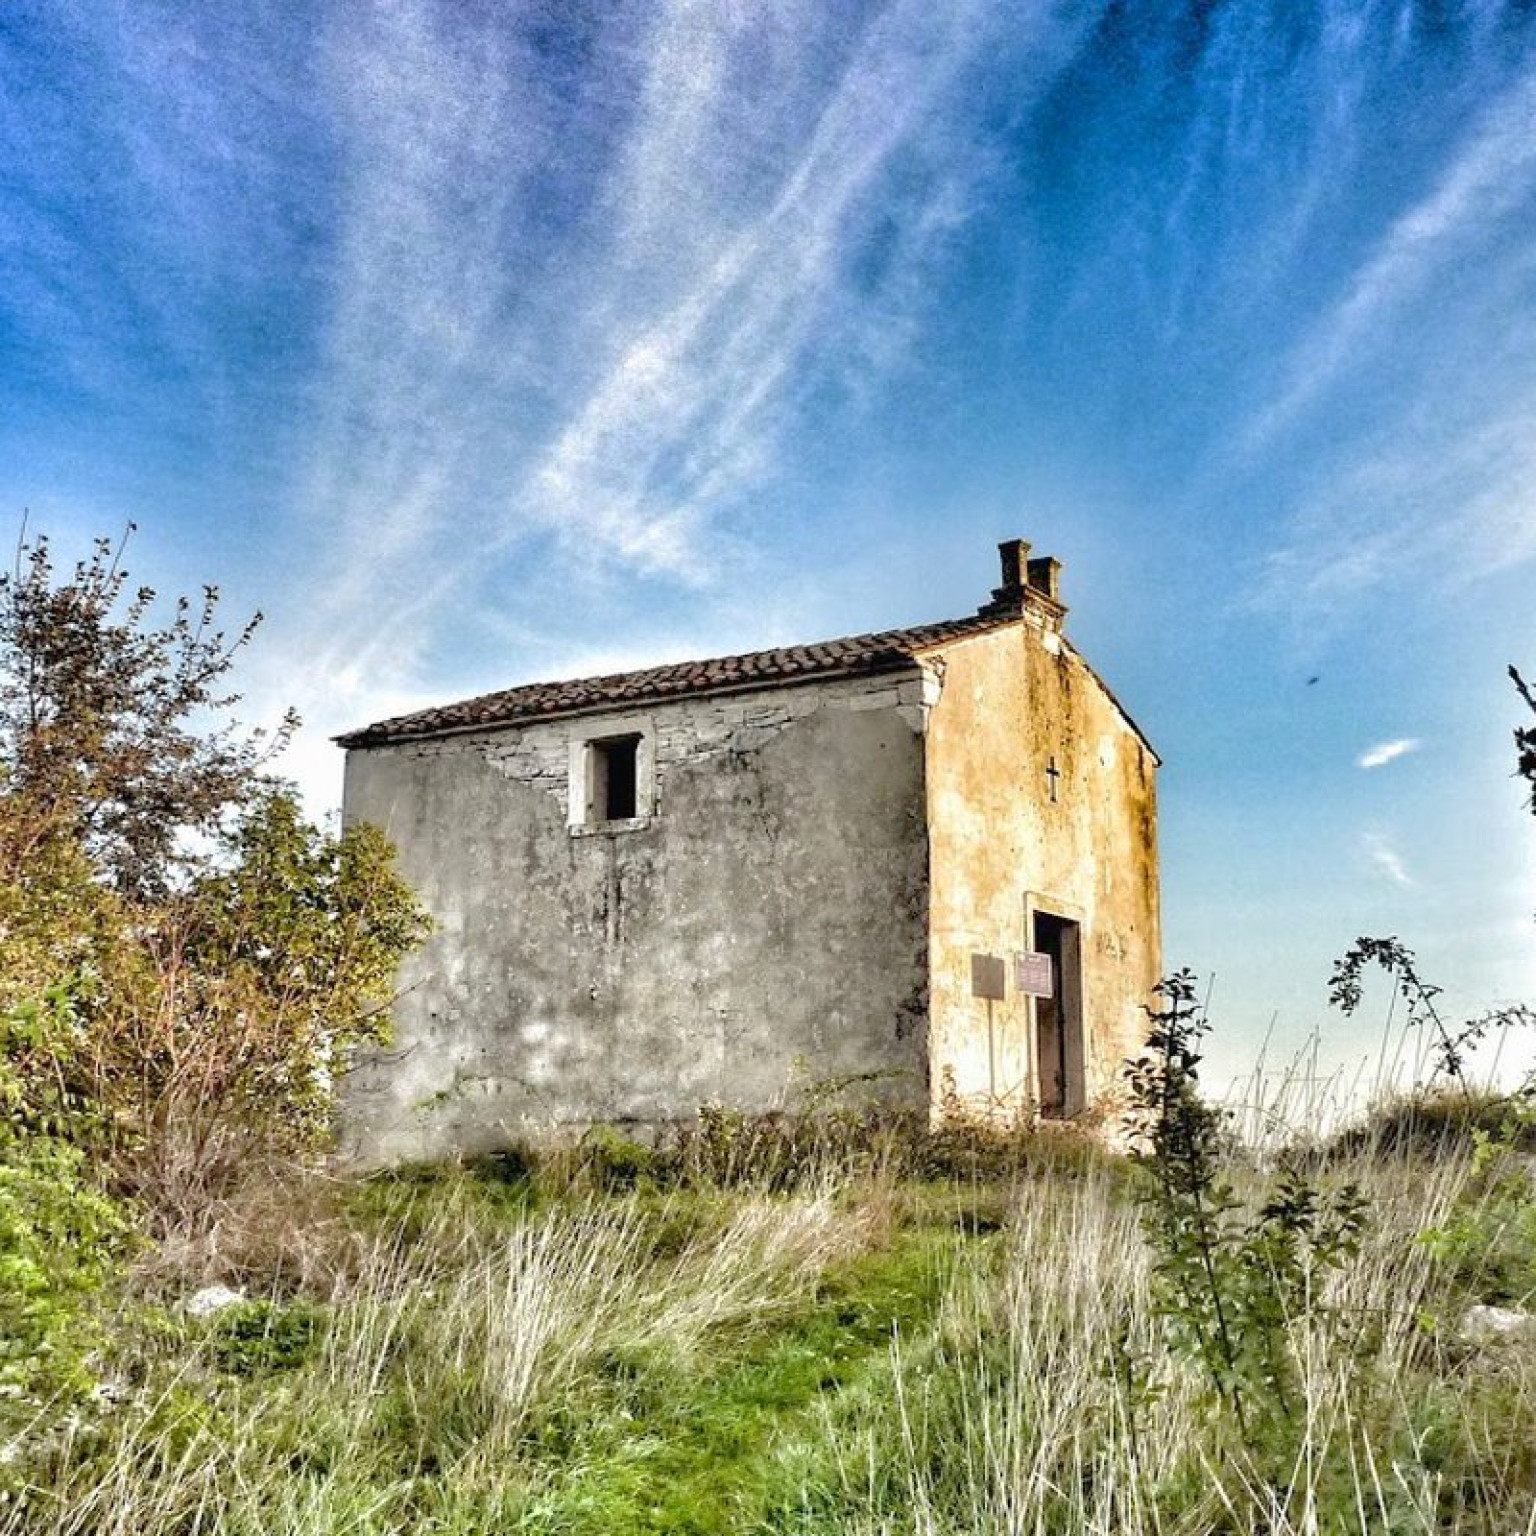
[820,1145,1536,1535]
[10,1183,869,1535]
[7,1116,1536,1534]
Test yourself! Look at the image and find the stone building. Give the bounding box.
[337,539,1159,1162]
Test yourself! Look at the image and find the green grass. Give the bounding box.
[8,1128,1536,1535]
[518,1213,970,1534]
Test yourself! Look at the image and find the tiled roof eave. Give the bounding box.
[335,646,932,749]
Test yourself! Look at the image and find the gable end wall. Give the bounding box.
[922,622,1161,1115]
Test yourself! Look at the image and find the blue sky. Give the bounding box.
[3,0,1534,1088]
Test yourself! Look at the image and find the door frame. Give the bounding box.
[1022,892,1087,1118]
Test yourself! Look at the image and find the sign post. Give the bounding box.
[969,953,1006,1103]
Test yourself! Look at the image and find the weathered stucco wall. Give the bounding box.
[921,617,1160,1115]
[340,674,931,1162]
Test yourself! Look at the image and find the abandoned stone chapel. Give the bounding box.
[337,538,1160,1163]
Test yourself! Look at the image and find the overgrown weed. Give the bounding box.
[5,1097,1535,1534]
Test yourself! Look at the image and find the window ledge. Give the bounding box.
[569,815,654,838]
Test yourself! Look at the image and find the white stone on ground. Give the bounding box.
[183,1284,245,1318]
[1461,1303,1536,1343]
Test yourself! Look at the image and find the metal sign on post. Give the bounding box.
[1015,950,1054,998]
[970,953,1006,1001]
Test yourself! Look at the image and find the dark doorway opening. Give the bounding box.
[1031,910,1084,1117]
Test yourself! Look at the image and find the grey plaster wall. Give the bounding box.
[340,674,931,1163]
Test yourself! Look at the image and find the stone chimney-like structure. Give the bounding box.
[979,537,1066,621]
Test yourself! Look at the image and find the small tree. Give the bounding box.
[83,793,431,1217]
[0,525,295,897]
[1126,972,1365,1450]
[0,525,429,1223]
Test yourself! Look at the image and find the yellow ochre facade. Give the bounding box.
[916,570,1160,1120]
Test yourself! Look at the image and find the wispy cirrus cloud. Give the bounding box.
[1247,52,1536,619]
[1247,60,1536,453]
[0,0,1100,800]
[518,0,1005,579]
[1361,830,1415,888]
[1357,738,1421,770]
[261,0,1097,762]
[1256,364,1536,615]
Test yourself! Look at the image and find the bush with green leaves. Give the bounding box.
[1511,663,1535,814]
[207,1298,326,1377]
[0,985,131,1409]
[0,526,430,1227]
[90,793,432,1215]
[0,1125,129,1405]
[1125,970,1367,1446]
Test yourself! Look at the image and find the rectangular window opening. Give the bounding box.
[593,734,641,822]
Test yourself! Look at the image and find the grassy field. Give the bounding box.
[5,1110,1536,1535]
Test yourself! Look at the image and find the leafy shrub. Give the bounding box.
[1512,663,1536,814]
[117,793,432,1214]
[1324,1085,1536,1161]
[0,1128,129,1405]
[208,1298,325,1376]
[1126,970,1367,1445]
[1416,1129,1536,1308]
[0,527,431,1227]
[575,1125,660,1192]
[0,986,132,1410]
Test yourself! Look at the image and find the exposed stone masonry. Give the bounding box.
[374,671,938,812]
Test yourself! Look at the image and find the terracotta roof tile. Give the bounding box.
[335,609,1014,748]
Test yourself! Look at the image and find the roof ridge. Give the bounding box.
[335,607,1014,748]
